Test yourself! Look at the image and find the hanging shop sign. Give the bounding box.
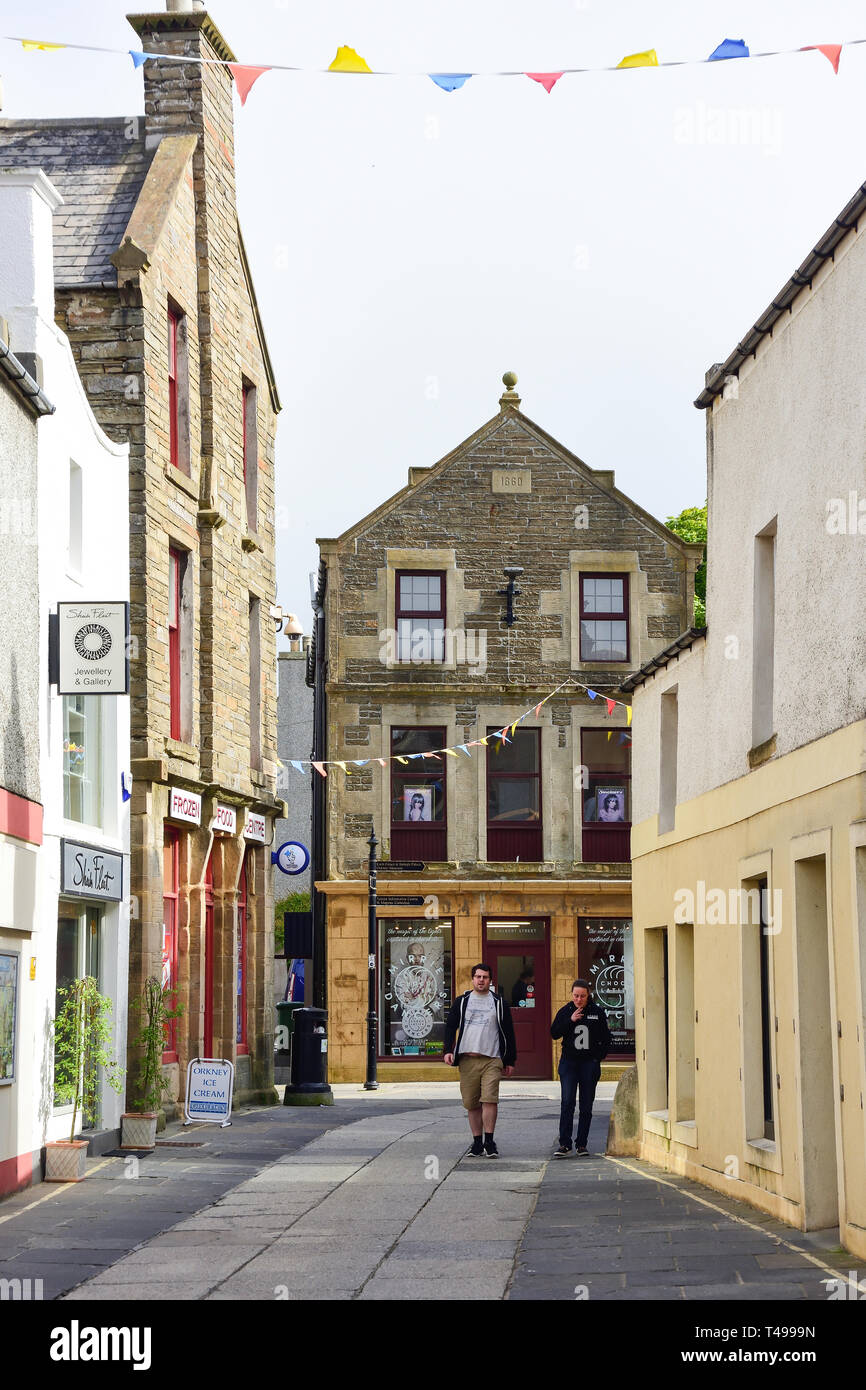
[272,840,309,875]
[183,1057,234,1126]
[168,787,201,825]
[212,804,237,835]
[243,810,266,842]
[60,839,124,902]
[56,601,129,695]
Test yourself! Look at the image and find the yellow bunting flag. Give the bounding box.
[443,748,459,757]
[511,722,519,737]
[616,49,658,69]
[396,756,409,764]
[478,737,489,746]
[335,761,348,772]
[328,45,372,73]
[21,39,65,51]
[627,706,633,726]
[607,731,613,741]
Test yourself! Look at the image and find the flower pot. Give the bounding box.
[44,1139,88,1183]
[121,1112,158,1150]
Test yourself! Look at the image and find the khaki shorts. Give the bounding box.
[458,1054,503,1109]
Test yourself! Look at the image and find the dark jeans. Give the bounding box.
[558,1057,602,1149]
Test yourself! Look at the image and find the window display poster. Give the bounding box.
[577,918,635,1054]
[0,952,19,1083]
[402,787,433,822]
[595,787,626,822]
[380,920,452,1057]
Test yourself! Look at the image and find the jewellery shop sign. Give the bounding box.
[57,601,130,695]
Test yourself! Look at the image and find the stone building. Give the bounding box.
[625,175,866,1256]
[311,376,703,1082]
[0,5,282,1110]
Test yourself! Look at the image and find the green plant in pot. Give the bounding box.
[48,976,124,1182]
[121,976,184,1150]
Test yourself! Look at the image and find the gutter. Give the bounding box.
[0,338,55,417]
[620,625,707,693]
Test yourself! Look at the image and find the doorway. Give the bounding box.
[55,902,102,1125]
[483,919,550,1079]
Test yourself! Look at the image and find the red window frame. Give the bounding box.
[168,548,182,741]
[389,726,447,861]
[204,852,214,1058]
[395,570,445,663]
[579,727,632,864]
[162,826,180,1062]
[486,726,543,862]
[168,307,179,470]
[237,850,249,1054]
[579,573,630,664]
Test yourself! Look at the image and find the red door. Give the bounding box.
[484,920,551,1079]
[204,853,214,1057]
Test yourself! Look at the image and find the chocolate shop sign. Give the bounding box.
[57,602,129,695]
[61,839,124,902]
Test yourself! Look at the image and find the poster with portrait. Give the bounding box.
[402,786,433,822]
[595,786,626,822]
[577,919,635,1055]
[0,952,19,1084]
[379,920,452,1056]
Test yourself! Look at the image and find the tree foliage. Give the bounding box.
[666,502,707,626]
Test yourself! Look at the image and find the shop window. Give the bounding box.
[378,919,452,1059]
[486,726,542,861]
[54,903,101,1117]
[580,727,631,863]
[579,574,629,663]
[237,849,250,1054]
[162,827,180,1062]
[395,571,445,662]
[63,694,103,827]
[644,926,669,1113]
[390,727,446,860]
[578,917,635,1057]
[243,380,258,532]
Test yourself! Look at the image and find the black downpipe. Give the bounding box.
[308,563,328,1011]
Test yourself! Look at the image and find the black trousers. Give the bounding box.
[558,1057,602,1148]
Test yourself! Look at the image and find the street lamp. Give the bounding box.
[498,566,524,627]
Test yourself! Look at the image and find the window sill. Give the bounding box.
[165,738,198,764]
[197,506,226,530]
[164,461,198,500]
[745,1136,782,1173]
[241,531,261,554]
[643,1109,670,1138]
[672,1119,698,1148]
[249,767,268,788]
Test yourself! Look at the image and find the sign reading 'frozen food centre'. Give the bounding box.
[168,788,201,825]
[57,601,129,695]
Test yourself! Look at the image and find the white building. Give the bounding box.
[0,170,130,1194]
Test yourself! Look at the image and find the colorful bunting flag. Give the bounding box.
[626,706,633,727]
[605,699,616,717]
[443,748,459,758]
[396,757,409,765]
[335,761,348,772]
[328,45,372,73]
[290,760,305,773]
[429,73,471,91]
[802,44,843,74]
[229,63,271,105]
[534,702,544,716]
[607,731,613,741]
[129,50,147,69]
[617,49,658,69]
[708,39,749,61]
[377,758,387,767]
[457,745,472,756]
[352,760,370,766]
[21,39,65,51]
[311,762,327,778]
[526,72,563,94]
[587,690,597,701]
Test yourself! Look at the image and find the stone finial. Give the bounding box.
[499,371,521,410]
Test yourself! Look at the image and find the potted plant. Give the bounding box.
[48,976,124,1182]
[121,976,184,1149]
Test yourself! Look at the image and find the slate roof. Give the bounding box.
[0,118,153,288]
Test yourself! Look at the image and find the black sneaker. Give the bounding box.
[576,1147,590,1157]
[554,1144,571,1158]
[466,1137,484,1157]
[483,1137,499,1159]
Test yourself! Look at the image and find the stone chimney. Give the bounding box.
[0,170,62,362]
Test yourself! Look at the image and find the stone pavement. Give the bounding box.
[2,1087,864,1303]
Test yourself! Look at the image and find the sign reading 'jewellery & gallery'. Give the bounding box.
[57,602,130,695]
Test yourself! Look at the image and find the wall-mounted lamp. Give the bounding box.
[498,566,524,627]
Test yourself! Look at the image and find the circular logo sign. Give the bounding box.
[74,623,112,662]
[593,963,625,1011]
[274,841,310,875]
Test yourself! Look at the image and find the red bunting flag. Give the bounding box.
[526,72,563,94]
[534,702,544,716]
[801,44,842,74]
[311,761,327,777]
[605,698,616,717]
[228,64,271,104]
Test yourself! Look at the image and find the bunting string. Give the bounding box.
[278,676,633,778]
[4,34,856,104]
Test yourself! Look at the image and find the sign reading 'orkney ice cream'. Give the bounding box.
[57,601,129,694]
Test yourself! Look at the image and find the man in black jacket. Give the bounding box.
[550,978,611,1156]
[444,964,516,1158]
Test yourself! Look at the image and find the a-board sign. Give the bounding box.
[183,1058,234,1126]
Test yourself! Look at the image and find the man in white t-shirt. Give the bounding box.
[443,964,517,1157]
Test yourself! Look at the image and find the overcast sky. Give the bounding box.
[4,2,866,644]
